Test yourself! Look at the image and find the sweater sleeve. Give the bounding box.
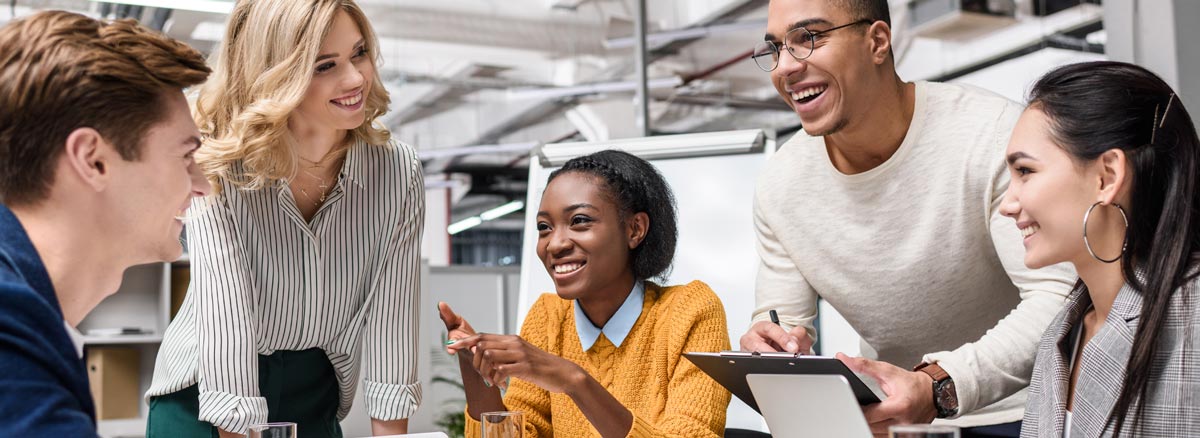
[625,284,731,438]
[191,194,269,434]
[921,103,1075,416]
[463,294,557,438]
[750,185,818,343]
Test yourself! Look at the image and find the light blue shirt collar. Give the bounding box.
[574,281,645,351]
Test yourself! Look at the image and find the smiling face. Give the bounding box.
[765,0,880,136]
[536,172,639,301]
[1000,107,1117,269]
[106,89,211,262]
[292,9,373,132]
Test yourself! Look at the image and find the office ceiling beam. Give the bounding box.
[452,0,767,147]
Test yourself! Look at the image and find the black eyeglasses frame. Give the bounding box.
[751,19,874,72]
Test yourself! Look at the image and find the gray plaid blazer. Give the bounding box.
[1020,277,1200,437]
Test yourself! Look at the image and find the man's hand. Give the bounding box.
[837,353,938,438]
[739,320,812,353]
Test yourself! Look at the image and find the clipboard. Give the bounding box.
[684,351,882,413]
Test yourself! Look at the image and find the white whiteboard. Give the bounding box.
[515,129,773,430]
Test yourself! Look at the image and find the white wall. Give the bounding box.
[1105,0,1200,129]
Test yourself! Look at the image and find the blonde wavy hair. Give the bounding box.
[194,0,390,191]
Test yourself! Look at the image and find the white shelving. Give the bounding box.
[78,261,176,438]
[81,335,165,345]
[96,417,147,438]
[79,262,171,342]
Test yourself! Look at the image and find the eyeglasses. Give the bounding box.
[751,19,873,72]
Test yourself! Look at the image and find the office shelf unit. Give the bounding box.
[78,261,176,438]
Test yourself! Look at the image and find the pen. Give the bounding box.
[769,309,801,354]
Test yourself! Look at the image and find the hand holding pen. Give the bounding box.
[738,308,814,354]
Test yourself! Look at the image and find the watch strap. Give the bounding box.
[915,362,950,382]
[914,362,957,418]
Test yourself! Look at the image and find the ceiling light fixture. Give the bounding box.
[448,200,526,235]
[538,128,765,167]
[447,217,483,235]
[418,142,540,161]
[480,201,525,221]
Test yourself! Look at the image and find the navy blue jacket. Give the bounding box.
[0,204,97,437]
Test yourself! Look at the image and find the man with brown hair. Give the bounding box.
[0,10,211,435]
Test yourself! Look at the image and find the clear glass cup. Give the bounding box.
[481,411,524,438]
[889,424,961,438]
[248,422,298,438]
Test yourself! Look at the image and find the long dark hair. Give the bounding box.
[548,149,678,282]
[1029,61,1200,434]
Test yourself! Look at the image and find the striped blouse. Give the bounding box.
[147,139,425,434]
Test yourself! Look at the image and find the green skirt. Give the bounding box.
[146,348,343,438]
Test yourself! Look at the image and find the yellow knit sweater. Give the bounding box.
[463,280,731,438]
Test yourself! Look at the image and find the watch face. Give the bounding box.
[937,380,959,411]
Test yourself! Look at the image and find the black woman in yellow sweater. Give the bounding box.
[438,149,731,437]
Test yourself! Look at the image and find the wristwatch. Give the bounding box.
[914,362,959,418]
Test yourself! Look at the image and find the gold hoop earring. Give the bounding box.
[1082,201,1128,263]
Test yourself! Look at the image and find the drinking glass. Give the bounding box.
[889,424,960,438]
[248,422,297,438]
[481,411,524,438]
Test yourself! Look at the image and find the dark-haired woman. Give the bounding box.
[1000,61,1200,437]
[438,149,731,437]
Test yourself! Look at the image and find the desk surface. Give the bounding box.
[365,433,449,438]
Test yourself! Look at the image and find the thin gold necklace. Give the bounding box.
[298,139,351,167]
[294,140,350,207]
[297,167,333,205]
[295,156,344,208]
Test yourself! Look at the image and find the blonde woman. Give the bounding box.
[145,1,423,437]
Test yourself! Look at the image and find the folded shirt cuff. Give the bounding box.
[197,390,268,434]
[364,380,422,420]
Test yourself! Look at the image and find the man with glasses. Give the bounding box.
[738,1,1074,436]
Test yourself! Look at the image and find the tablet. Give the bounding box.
[683,351,882,413]
[748,374,872,438]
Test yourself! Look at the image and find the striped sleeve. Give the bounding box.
[191,192,269,434]
[362,144,425,420]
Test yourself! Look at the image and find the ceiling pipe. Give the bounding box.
[604,19,767,50]
[634,0,650,137]
[682,48,755,84]
[454,0,767,147]
[92,0,233,14]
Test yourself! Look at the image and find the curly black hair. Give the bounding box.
[547,149,678,281]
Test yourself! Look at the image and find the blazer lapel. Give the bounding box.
[1038,288,1092,438]
[1071,283,1142,437]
